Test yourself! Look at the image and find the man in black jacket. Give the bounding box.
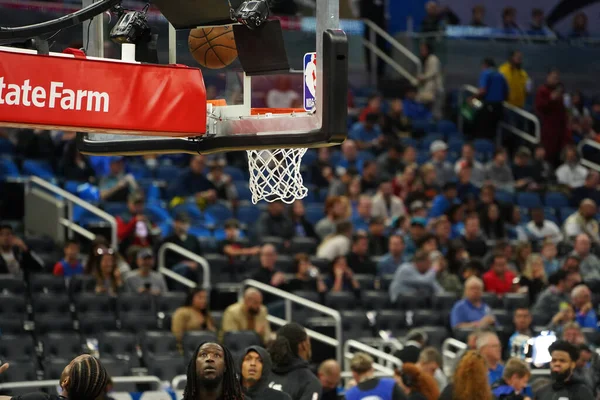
[239,346,291,400]
[535,340,594,400]
[268,323,322,400]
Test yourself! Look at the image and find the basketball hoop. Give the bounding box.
[247,147,308,204]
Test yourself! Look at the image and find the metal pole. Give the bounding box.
[169,23,177,64]
[369,27,377,87]
[82,0,103,58]
[284,299,292,322]
[316,0,339,125]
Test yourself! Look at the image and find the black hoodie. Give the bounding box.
[239,346,292,400]
[534,374,594,400]
[269,356,322,400]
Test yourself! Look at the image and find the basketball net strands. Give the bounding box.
[0,0,348,204]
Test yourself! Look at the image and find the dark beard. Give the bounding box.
[551,368,572,389]
[197,374,224,391]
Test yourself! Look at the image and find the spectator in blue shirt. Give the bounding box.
[348,113,383,151]
[476,58,508,140]
[403,87,432,121]
[429,182,459,218]
[571,284,598,328]
[377,235,405,276]
[450,276,496,330]
[476,331,505,385]
[335,140,364,175]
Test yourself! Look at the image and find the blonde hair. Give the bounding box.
[522,253,547,283]
[350,353,373,374]
[502,358,530,380]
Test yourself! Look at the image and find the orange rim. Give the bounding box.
[251,108,306,115]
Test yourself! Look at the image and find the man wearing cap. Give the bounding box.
[535,340,594,399]
[116,191,159,261]
[124,248,168,295]
[428,140,455,187]
[402,217,427,261]
[99,156,137,202]
[160,212,203,288]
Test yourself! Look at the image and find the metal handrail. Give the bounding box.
[362,18,421,86]
[361,40,418,86]
[578,139,600,172]
[441,338,467,377]
[0,376,163,391]
[239,279,343,364]
[458,84,540,144]
[343,339,402,374]
[28,176,118,249]
[157,242,211,290]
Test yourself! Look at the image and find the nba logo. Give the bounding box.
[303,52,317,112]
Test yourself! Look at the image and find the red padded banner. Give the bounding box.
[0,51,206,137]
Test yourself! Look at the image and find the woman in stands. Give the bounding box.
[94,248,126,296]
[289,201,317,240]
[518,253,547,303]
[395,363,439,400]
[172,288,216,347]
[85,236,129,275]
[438,350,493,400]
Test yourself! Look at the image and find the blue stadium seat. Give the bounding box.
[127,163,151,180]
[400,137,418,148]
[516,192,542,208]
[560,207,576,223]
[437,120,458,136]
[304,204,324,225]
[545,192,570,209]
[22,159,54,179]
[188,225,212,238]
[412,119,436,133]
[146,203,172,224]
[236,203,261,225]
[0,138,15,155]
[223,166,245,181]
[233,181,253,202]
[205,202,233,223]
[495,190,513,204]
[171,202,216,226]
[155,165,181,181]
[447,138,464,154]
[103,202,128,217]
[473,139,495,160]
[0,157,20,178]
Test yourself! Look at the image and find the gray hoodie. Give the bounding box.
[239,346,292,400]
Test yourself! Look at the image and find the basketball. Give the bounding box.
[188,26,238,69]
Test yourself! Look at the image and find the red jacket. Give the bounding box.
[483,269,516,295]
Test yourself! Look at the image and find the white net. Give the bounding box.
[246,148,308,204]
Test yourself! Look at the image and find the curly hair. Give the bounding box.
[183,342,244,400]
[451,351,492,400]
[400,363,439,400]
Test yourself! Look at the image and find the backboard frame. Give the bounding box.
[76,0,348,156]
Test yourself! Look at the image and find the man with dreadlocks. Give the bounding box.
[268,323,322,400]
[183,342,245,400]
[0,354,108,400]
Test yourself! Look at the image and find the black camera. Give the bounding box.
[230,0,271,30]
[110,8,151,44]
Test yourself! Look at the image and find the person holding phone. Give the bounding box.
[124,248,168,295]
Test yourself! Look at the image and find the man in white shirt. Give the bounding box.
[266,76,300,108]
[526,207,563,244]
[556,146,588,189]
[316,221,353,261]
[563,199,599,243]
